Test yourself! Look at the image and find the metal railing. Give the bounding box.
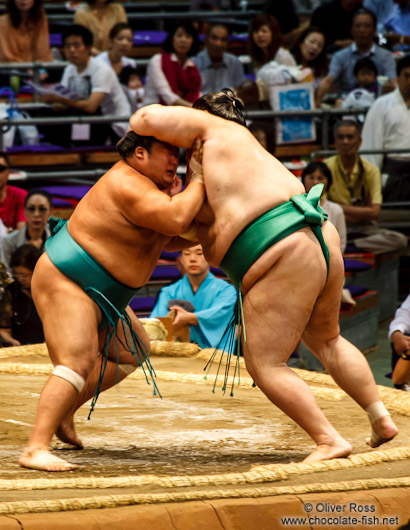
[0,60,150,100]
[0,107,370,151]
[0,114,130,151]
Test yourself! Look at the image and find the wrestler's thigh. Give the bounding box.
[302,222,345,353]
[101,307,150,366]
[32,253,101,373]
[242,233,326,372]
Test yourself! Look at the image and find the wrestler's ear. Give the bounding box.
[134,146,147,160]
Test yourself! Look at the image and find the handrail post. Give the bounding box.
[32,62,41,103]
[321,109,329,151]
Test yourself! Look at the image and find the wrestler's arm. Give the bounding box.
[164,236,199,252]
[129,105,210,148]
[121,178,204,236]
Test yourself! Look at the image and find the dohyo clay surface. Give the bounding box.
[0,344,410,529]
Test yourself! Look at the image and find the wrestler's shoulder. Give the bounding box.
[102,161,152,191]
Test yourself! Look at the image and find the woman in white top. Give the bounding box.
[248,13,296,75]
[301,161,347,252]
[96,22,136,76]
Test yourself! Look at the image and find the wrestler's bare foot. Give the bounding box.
[366,415,398,448]
[303,436,352,464]
[56,418,83,449]
[19,448,78,471]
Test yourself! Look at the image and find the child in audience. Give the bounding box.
[338,57,380,110]
[119,66,144,113]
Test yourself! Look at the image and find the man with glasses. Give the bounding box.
[0,152,27,232]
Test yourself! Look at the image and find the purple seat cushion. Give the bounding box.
[160,250,179,261]
[50,33,62,46]
[129,297,157,312]
[210,266,227,278]
[6,145,64,153]
[133,31,167,46]
[52,198,74,207]
[343,259,372,272]
[40,185,92,200]
[150,265,181,280]
[345,285,368,298]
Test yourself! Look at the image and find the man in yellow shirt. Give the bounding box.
[325,119,407,253]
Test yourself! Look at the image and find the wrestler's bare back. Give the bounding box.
[131,105,305,273]
[193,126,304,264]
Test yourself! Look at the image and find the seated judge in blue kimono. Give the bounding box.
[150,245,237,351]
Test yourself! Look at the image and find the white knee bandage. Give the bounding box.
[53,365,85,393]
[119,364,137,375]
[366,401,390,423]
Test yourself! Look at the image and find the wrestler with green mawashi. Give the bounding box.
[130,90,398,464]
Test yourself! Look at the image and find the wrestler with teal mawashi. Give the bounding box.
[18,131,205,472]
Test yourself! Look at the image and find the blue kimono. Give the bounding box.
[150,272,237,352]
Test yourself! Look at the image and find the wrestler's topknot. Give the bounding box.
[193,88,247,127]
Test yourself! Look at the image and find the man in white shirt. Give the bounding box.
[315,7,396,106]
[39,25,131,146]
[389,294,410,390]
[193,23,245,94]
[361,54,410,202]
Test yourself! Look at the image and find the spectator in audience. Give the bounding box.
[316,8,397,107]
[0,0,53,63]
[301,161,347,252]
[290,26,328,89]
[262,0,300,47]
[310,0,364,51]
[0,153,26,232]
[150,245,237,350]
[300,161,356,326]
[361,54,410,202]
[248,121,275,154]
[0,244,43,346]
[326,119,408,253]
[1,189,51,272]
[143,21,201,107]
[74,0,127,56]
[193,23,245,94]
[389,293,410,391]
[96,22,136,76]
[363,0,394,33]
[338,57,379,110]
[37,25,131,147]
[248,14,296,75]
[383,0,410,51]
[119,66,144,113]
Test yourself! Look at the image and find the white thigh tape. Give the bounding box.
[189,157,203,183]
[119,363,137,375]
[366,401,390,423]
[53,365,85,393]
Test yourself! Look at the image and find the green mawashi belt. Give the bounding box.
[220,183,329,289]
